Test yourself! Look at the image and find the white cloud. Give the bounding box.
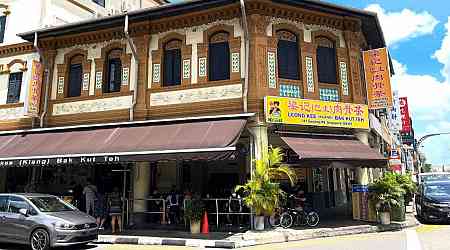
[390,18,450,164]
[433,17,450,82]
[365,4,439,46]
[391,59,450,122]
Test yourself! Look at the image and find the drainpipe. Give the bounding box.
[240,0,249,113]
[34,32,51,128]
[124,13,139,121]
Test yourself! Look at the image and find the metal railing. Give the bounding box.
[126,198,166,225]
[126,197,253,228]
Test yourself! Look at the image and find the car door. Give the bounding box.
[415,184,423,215]
[4,196,36,243]
[0,195,9,241]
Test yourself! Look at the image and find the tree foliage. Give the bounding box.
[235,146,297,216]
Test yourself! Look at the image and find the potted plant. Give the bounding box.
[183,198,204,234]
[236,147,296,230]
[396,172,417,205]
[369,172,404,225]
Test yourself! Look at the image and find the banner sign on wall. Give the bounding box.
[264,96,369,129]
[25,60,44,117]
[362,48,393,110]
[399,97,411,133]
[388,90,402,133]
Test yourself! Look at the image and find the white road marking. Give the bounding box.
[406,229,422,250]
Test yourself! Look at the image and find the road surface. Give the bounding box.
[0,224,449,250]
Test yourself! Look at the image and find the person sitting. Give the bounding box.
[294,190,306,211]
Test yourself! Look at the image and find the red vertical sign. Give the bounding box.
[399,97,411,133]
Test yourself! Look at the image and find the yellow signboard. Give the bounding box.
[362,48,393,110]
[25,60,43,117]
[265,96,369,129]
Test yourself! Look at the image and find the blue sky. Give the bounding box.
[169,1,450,165]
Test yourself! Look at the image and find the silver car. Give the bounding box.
[0,193,98,250]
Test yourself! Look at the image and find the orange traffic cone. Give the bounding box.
[201,211,209,234]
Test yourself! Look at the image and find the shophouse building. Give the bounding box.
[0,0,393,225]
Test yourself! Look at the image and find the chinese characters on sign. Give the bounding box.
[264,96,369,129]
[25,60,43,117]
[388,90,402,134]
[362,48,393,109]
[399,97,411,133]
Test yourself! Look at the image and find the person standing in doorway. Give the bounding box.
[94,188,108,230]
[109,187,123,234]
[83,178,98,216]
[166,185,180,225]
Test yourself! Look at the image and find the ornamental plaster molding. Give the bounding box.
[52,95,133,116]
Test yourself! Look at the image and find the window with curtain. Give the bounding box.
[163,39,182,86]
[276,30,300,80]
[6,72,22,104]
[68,55,83,97]
[316,36,337,84]
[209,31,230,81]
[0,16,6,43]
[105,49,122,93]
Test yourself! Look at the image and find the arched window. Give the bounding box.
[6,72,22,104]
[68,54,83,97]
[105,49,122,93]
[163,39,182,86]
[316,36,337,84]
[276,30,299,80]
[209,31,230,81]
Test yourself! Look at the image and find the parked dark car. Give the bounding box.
[415,181,450,223]
[0,193,98,250]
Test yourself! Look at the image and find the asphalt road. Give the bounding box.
[0,224,449,250]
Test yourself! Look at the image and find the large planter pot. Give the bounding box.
[254,216,265,231]
[380,211,391,225]
[190,221,201,234]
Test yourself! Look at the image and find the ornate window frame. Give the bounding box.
[151,32,192,89]
[270,23,304,95]
[197,24,241,84]
[94,42,132,96]
[311,30,342,101]
[56,49,91,100]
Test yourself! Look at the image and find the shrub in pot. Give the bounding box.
[369,172,404,225]
[396,172,417,205]
[236,147,296,230]
[183,198,205,234]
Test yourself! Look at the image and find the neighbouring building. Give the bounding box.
[0,0,393,226]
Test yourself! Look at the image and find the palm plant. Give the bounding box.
[235,146,297,216]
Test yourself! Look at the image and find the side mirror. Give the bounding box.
[19,208,28,217]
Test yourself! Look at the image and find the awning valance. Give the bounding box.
[0,117,248,167]
[281,136,387,165]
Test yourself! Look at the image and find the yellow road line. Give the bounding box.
[415,224,447,233]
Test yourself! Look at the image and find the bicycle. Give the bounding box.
[280,203,320,228]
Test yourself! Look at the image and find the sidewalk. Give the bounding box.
[96,212,419,248]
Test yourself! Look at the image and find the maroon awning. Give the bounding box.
[0,118,247,166]
[281,136,386,161]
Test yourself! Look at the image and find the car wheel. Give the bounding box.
[30,228,50,250]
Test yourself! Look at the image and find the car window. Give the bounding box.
[0,196,8,212]
[7,196,29,214]
[424,184,450,197]
[27,196,75,212]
